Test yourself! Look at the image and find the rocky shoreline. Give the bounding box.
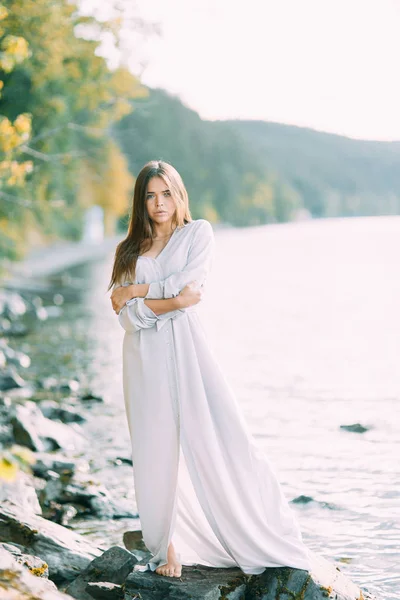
[0,282,378,599]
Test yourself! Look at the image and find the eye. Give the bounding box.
[164,191,171,196]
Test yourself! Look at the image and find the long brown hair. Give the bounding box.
[107,160,192,291]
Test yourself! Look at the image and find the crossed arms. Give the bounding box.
[111,219,214,332]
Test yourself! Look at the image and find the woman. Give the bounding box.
[109,160,311,579]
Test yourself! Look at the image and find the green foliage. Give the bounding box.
[229,120,400,218]
[0,0,145,260]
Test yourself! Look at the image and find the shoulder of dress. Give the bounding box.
[192,218,213,232]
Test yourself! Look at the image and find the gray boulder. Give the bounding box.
[125,564,248,600]
[66,546,137,600]
[11,400,85,452]
[32,452,82,480]
[123,551,376,600]
[1,541,49,577]
[0,469,42,514]
[86,582,124,600]
[0,501,103,584]
[340,423,370,433]
[39,475,138,520]
[0,365,26,391]
[0,546,74,600]
[40,400,86,423]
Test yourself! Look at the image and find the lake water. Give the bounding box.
[23,215,400,599]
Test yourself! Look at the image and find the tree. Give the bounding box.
[0,0,147,262]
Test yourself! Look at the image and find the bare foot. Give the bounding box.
[155,542,182,578]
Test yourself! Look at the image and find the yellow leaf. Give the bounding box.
[0,458,18,482]
[0,5,8,21]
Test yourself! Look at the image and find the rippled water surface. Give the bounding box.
[19,216,400,599]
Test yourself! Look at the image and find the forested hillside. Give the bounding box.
[229,120,400,218]
[113,88,303,227]
[114,88,400,229]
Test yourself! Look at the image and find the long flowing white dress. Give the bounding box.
[115,218,311,575]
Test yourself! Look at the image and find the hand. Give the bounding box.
[111,285,135,315]
[178,281,203,308]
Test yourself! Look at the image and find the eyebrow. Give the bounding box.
[146,189,170,194]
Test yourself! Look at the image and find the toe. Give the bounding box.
[173,566,182,577]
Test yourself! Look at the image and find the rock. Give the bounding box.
[42,501,78,526]
[0,505,375,600]
[0,365,26,391]
[1,541,50,577]
[0,501,103,584]
[11,402,48,451]
[32,452,84,480]
[122,530,147,553]
[0,546,74,599]
[11,401,85,452]
[340,423,370,433]
[39,476,138,520]
[1,541,25,553]
[291,495,314,504]
[58,379,80,393]
[40,475,65,504]
[0,470,42,515]
[122,530,151,564]
[291,495,338,510]
[80,392,104,403]
[114,456,133,466]
[125,565,249,600]
[40,400,86,423]
[2,383,35,400]
[65,546,137,600]
[92,497,138,520]
[36,377,80,394]
[86,581,124,600]
[0,422,13,445]
[123,552,376,600]
[60,481,113,514]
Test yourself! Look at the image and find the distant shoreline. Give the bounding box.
[4,214,400,289]
[2,235,123,289]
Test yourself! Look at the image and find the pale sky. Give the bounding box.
[81,0,400,142]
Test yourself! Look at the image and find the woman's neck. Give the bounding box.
[152,221,176,239]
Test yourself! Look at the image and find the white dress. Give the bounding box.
[115,218,311,575]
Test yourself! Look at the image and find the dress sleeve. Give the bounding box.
[118,296,160,333]
[116,282,185,334]
[145,219,215,300]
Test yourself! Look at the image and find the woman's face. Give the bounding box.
[145,176,176,226]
